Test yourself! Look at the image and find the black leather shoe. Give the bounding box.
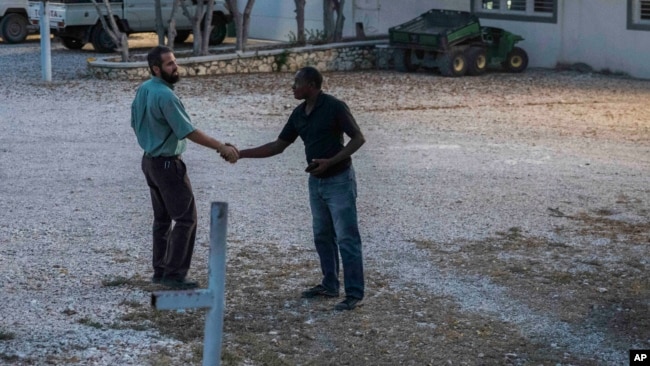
[301,285,339,298]
[334,297,362,311]
[159,278,198,289]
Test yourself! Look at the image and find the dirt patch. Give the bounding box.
[109,204,649,366]
[115,245,608,366]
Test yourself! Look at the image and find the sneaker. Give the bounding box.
[334,297,362,311]
[301,285,339,298]
[159,277,199,289]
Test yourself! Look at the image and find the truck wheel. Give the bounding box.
[0,13,29,44]
[61,37,85,50]
[175,30,191,44]
[208,19,227,45]
[465,47,487,76]
[503,46,528,73]
[91,25,117,53]
[439,49,467,77]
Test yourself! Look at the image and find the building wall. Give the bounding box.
[243,0,650,79]
[239,0,353,42]
[557,0,650,78]
[351,0,465,37]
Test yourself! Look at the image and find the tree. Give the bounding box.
[90,0,129,61]
[178,0,201,55]
[155,0,165,45]
[165,0,181,49]
[225,0,256,51]
[294,0,306,45]
[323,0,345,42]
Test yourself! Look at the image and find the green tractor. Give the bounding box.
[389,9,529,76]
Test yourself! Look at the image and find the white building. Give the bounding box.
[239,0,650,79]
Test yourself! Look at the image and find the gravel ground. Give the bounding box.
[1,35,649,365]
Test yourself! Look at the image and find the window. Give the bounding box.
[628,0,650,30]
[508,0,527,11]
[474,0,557,23]
[534,0,555,13]
[642,0,650,19]
[481,1,500,10]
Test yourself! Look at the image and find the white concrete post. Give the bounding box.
[151,202,228,366]
[39,0,52,82]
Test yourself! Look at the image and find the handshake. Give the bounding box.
[219,143,239,164]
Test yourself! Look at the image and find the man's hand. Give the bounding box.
[219,143,239,163]
[307,158,331,175]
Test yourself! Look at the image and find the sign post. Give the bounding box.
[39,0,52,82]
[151,202,228,366]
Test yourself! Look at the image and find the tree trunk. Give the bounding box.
[166,0,180,49]
[332,0,345,42]
[323,0,334,42]
[177,0,202,55]
[201,0,215,55]
[323,0,345,43]
[225,0,255,52]
[191,0,205,55]
[294,0,305,45]
[90,0,129,61]
[155,0,164,45]
[240,0,256,51]
[224,0,240,50]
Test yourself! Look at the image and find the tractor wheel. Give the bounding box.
[403,49,419,72]
[61,37,85,50]
[503,46,528,73]
[394,49,416,72]
[465,47,487,76]
[91,24,117,53]
[439,49,467,77]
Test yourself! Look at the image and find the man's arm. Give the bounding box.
[239,139,291,159]
[186,129,238,162]
[309,131,365,175]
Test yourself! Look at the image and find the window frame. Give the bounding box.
[628,0,650,30]
[471,0,558,24]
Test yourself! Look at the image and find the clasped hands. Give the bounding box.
[219,143,239,163]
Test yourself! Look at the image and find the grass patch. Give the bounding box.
[0,330,15,341]
[102,276,130,287]
[410,206,650,345]
[78,317,103,329]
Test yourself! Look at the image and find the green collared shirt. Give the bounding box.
[131,77,196,157]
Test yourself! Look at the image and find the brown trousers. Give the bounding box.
[141,155,197,280]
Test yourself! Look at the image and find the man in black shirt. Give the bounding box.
[236,66,366,310]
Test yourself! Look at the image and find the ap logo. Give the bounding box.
[630,350,650,365]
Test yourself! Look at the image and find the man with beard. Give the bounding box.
[131,46,238,289]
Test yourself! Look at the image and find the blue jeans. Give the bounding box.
[308,166,364,299]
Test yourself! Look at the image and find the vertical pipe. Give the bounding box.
[40,0,52,82]
[203,202,228,366]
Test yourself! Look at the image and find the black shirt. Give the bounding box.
[279,92,360,178]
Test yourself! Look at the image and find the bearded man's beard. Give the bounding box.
[161,69,180,84]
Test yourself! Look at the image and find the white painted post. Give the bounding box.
[151,202,228,366]
[39,0,52,82]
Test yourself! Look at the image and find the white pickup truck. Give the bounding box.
[1,0,37,43]
[28,0,231,52]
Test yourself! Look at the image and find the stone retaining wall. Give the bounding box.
[87,40,393,80]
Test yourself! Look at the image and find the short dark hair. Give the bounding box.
[147,46,173,75]
[297,66,322,89]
